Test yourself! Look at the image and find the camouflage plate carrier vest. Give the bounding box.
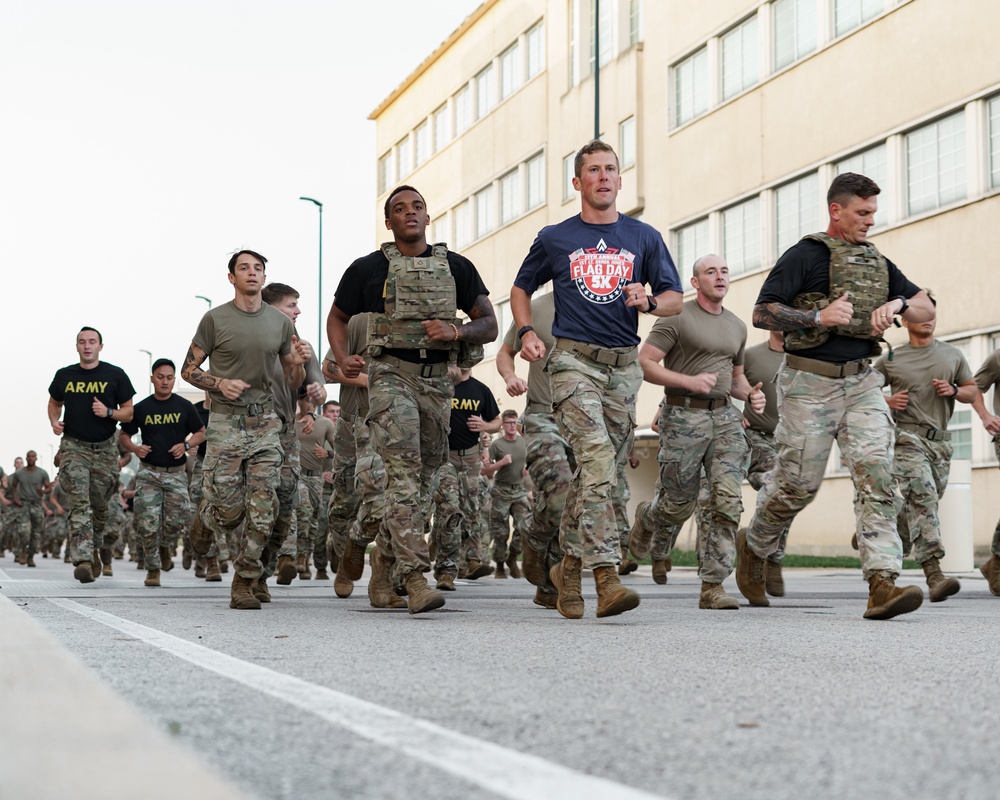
[784,232,888,353]
[367,242,483,368]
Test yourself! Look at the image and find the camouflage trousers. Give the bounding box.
[367,359,452,581]
[200,410,283,580]
[326,414,361,566]
[640,403,749,584]
[737,429,789,562]
[135,464,192,570]
[614,456,633,551]
[992,437,1000,558]
[892,429,951,564]
[60,436,120,565]
[45,513,68,556]
[273,422,301,570]
[431,449,482,579]
[9,503,44,556]
[548,347,641,568]
[748,365,902,579]
[490,482,530,563]
[521,412,571,571]
[298,472,326,569]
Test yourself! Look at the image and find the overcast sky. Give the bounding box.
[1,0,481,472]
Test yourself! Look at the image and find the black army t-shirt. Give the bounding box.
[49,362,135,442]
[448,376,500,452]
[120,394,205,468]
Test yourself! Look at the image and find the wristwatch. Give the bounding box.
[891,295,909,315]
[106,407,113,419]
[517,325,534,340]
[645,295,658,313]
[184,441,190,451]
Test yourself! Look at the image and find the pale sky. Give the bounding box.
[1,0,481,472]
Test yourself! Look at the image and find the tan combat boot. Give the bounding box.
[73,560,95,584]
[494,562,507,579]
[368,547,407,609]
[403,571,445,615]
[594,566,640,618]
[334,567,354,598]
[204,556,222,582]
[251,575,271,603]
[275,554,297,585]
[980,555,1000,596]
[922,557,960,602]
[190,507,213,556]
[550,555,585,619]
[229,573,262,610]
[699,581,739,610]
[315,568,329,580]
[464,559,493,580]
[339,538,367,581]
[435,574,456,591]
[26,555,37,568]
[159,546,174,572]
[194,558,206,578]
[98,548,113,576]
[652,560,668,585]
[296,553,312,580]
[521,543,549,586]
[144,569,161,587]
[863,573,924,620]
[765,559,785,597]
[533,586,559,609]
[628,502,653,560]
[735,528,769,607]
[506,552,522,579]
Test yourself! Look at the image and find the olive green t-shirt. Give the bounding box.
[297,415,337,472]
[975,349,1000,416]
[503,292,556,409]
[11,467,50,505]
[875,340,972,432]
[644,299,747,401]
[325,313,370,420]
[742,342,785,434]
[271,329,324,424]
[489,434,527,486]
[193,301,294,409]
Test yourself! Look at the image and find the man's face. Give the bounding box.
[502,417,519,438]
[228,253,266,296]
[691,256,730,303]
[272,295,300,323]
[14,458,24,470]
[26,452,37,468]
[384,190,429,245]
[152,366,175,398]
[573,151,621,213]
[76,331,103,365]
[832,195,878,244]
[324,404,340,423]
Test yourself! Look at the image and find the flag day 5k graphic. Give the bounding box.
[569,238,635,304]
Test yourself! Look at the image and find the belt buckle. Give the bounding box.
[420,364,434,378]
[247,402,263,417]
[926,428,939,441]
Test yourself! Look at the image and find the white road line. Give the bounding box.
[48,598,668,800]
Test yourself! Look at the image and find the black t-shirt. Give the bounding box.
[120,394,204,468]
[193,401,211,458]
[448,376,500,451]
[333,245,489,364]
[49,362,136,442]
[756,239,921,363]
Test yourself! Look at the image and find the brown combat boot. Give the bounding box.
[699,581,739,610]
[735,528,769,607]
[368,547,407,608]
[464,560,493,580]
[26,555,37,568]
[533,586,558,608]
[251,574,271,603]
[194,558,206,578]
[652,560,668,585]
[144,569,161,587]
[340,538,367,581]
[159,546,174,572]
[295,553,310,578]
[182,548,192,570]
[190,507,213,556]
[550,555,584,619]
[765,559,785,597]
[506,552,522,579]
[91,553,101,580]
[230,573,262,610]
[594,566,640,618]
[980,555,1000,596]
[618,557,638,576]
[403,571,445,615]
[204,556,222,582]
[73,561,95,584]
[436,574,456,591]
[628,502,653,560]
[922,557,960,602]
[275,554,297,585]
[220,560,229,573]
[99,548,113,576]
[316,568,329,580]
[521,544,549,586]
[863,573,924,620]
[494,562,507,579]
[333,568,354,599]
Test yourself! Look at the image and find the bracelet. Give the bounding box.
[449,323,460,341]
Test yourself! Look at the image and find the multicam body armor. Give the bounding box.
[784,232,889,353]
[367,242,483,368]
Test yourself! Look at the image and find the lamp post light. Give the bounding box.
[299,196,323,352]
[195,295,212,308]
[139,349,153,393]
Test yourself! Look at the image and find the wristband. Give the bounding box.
[517,325,534,340]
[449,323,460,341]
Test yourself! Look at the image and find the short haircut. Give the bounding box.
[227,249,268,274]
[323,401,341,412]
[262,283,299,305]
[151,358,175,374]
[502,409,519,421]
[384,185,426,219]
[828,172,881,207]
[574,139,619,178]
[78,326,102,344]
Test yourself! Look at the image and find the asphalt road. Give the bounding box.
[3,553,998,800]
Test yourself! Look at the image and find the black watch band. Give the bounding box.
[891,295,909,315]
[517,325,534,340]
[644,294,658,313]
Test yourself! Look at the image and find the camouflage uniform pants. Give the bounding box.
[640,403,749,584]
[348,418,387,550]
[60,436,120,565]
[991,437,1000,558]
[547,347,641,568]
[522,412,571,571]
[272,422,301,569]
[614,456,632,551]
[188,457,226,559]
[490,482,530,563]
[748,366,902,579]
[367,359,452,580]
[326,414,360,566]
[135,465,192,570]
[299,472,326,569]
[740,429,789,562]
[892,429,951,564]
[431,449,481,578]
[46,513,67,556]
[200,410,282,580]
[10,503,44,556]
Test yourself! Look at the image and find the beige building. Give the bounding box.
[370,0,1000,557]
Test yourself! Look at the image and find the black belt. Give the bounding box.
[665,395,730,411]
[212,399,273,417]
[555,338,638,367]
[452,447,479,457]
[142,463,186,473]
[897,422,951,442]
[373,354,449,378]
[785,354,870,378]
[302,468,322,477]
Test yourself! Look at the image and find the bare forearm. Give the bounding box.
[456,294,498,345]
[649,290,684,317]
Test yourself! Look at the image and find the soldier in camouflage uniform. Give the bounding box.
[43,477,68,560]
[182,249,308,610]
[511,140,683,619]
[736,172,935,620]
[329,185,497,614]
[8,451,52,567]
[484,410,530,578]
[295,398,337,580]
[973,348,1000,595]
[629,255,764,610]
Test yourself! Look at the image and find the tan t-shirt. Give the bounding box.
[193,301,294,408]
[644,299,747,401]
[325,313,370,420]
[503,293,556,409]
[975,349,1000,416]
[489,434,527,485]
[875,340,972,432]
[296,415,337,472]
[742,342,785,434]
[271,327,324,424]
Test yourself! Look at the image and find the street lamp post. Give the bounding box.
[300,196,323,352]
[139,349,152,393]
[195,295,212,308]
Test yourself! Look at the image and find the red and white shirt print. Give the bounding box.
[568,238,635,304]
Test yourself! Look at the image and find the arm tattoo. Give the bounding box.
[752,302,817,332]
[459,294,499,345]
[182,346,219,389]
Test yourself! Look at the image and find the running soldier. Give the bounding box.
[973,347,1000,595]
[8,451,52,567]
[483,410,530,579]
[295,398,337,580]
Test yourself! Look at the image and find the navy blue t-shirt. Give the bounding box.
[513,214,681,348]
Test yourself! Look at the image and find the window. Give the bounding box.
[414,121,429,168]
[988,95,1000,188]
[773,0,817,70]
[433,104,449,154]
[476,64,495,120]
[629,0,641,46]
[620,117,636,169]
[589,0,614,72]
[454,85,471,136]
[378,151,393,196]
[674,218,709,279]
[396,136,410,180]
[834,0,884,37]
[837,143,889,228]
[722,16,759,101]
[453,201,472,248]
[563,153,576,201]
[501,42,521,100]
[475,185,494,239]
[526,22,545,79]
[775,173,820,254]
[948,339,973,460]
[722,197,761,276]
[906,112,966,216]
[674,47,708,127]
[526,152,545,210]
[500,170,520,225]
